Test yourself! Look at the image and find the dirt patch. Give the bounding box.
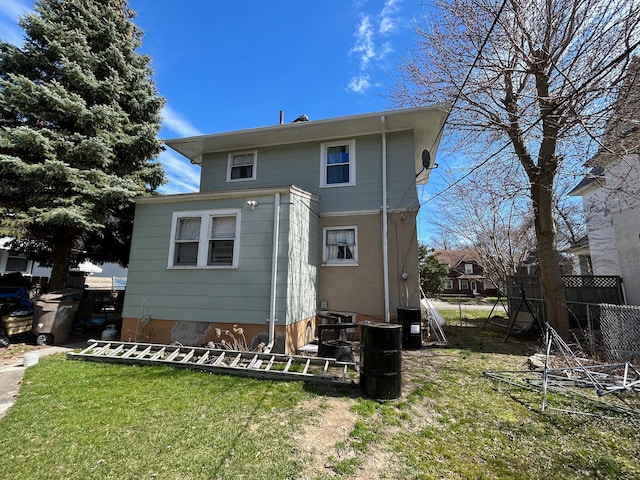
[294,395,358,477]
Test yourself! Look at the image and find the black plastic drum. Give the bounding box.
[398,306,422,349]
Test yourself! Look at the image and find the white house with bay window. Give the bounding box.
[121,106,448,353]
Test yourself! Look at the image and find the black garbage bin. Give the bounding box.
[359,322,402,400]
[398,306,422,349]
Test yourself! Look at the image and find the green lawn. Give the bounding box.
[1,311,639,479]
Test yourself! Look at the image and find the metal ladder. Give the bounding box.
[67,339,357,386]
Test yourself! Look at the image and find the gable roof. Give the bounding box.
[567,166,605,196]
[432,248,481,269]
[164,105,450,185]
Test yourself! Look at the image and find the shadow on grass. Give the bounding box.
[443,321,542,357]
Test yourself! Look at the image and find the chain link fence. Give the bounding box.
[600,303,640,362]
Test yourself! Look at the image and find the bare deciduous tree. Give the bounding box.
[394,0,640,337]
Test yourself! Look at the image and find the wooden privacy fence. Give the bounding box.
[506,275,625,330]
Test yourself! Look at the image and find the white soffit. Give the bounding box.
[165,105,450,183]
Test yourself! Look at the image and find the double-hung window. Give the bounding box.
[464,263,473,274]
[320,140,355,187]
[169,209,240,268]
[227,151,257,181]
[323,226,358,265]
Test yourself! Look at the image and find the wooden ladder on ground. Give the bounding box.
[67,339,357,387]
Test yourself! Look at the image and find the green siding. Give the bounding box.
[199,132,418,212]
[285,192,319,324]
[123,192,294,325]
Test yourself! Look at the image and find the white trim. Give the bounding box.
[167,208,241,269]
[136,185,318,205]
[320,139,356,187]
[322,226,358,266]
[226,150,257,182]
[318,206,418,217]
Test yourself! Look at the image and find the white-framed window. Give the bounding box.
[320,139,355,187]
[445,280,453,290]
[5,252,29,273]
[323,226,358,265]
[464,263,473,274]
[460,279,469,290]
[168,209,241,268]
[227,151,257,182]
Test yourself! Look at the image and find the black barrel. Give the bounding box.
[398,306,422,349]
[359,322,402,400]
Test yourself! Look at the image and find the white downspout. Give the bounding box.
[381,115,390,322]
[265,192,281,352]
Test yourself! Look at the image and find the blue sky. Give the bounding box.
[1,0,443,241]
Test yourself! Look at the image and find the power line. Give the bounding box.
[418,36,640,208]
[395,0,509,210]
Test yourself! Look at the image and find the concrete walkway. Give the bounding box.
[0,342,85,420]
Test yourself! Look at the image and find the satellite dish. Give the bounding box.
[421,149,431,170]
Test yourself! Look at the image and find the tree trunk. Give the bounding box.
[531,181,570,338]
[48,233,75,292]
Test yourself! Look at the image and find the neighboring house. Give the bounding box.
[569,58,640,304]
[1,237,127,293]
[432,249,495,297]
[0,238,34,276]
[514,250,575,276]
[567,235,593,276]
[120,106,448,353]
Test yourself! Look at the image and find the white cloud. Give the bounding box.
[347,0,403,94]
[161,105,204,138]
[380,0,401,34]
[347,75,372,93]
[350,15,376,69]
[157,149,200,194]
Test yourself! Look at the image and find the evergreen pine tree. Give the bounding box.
[0,0,165,290]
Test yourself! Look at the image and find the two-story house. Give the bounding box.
[569,58,639,304]
[120,106,448,353]
[433,249,495,297]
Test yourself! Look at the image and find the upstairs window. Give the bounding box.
[464,263,473,274]
[320,140,355,187]
[227,151,257,181]
[323,226,358,265]
[169,209,240,268]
